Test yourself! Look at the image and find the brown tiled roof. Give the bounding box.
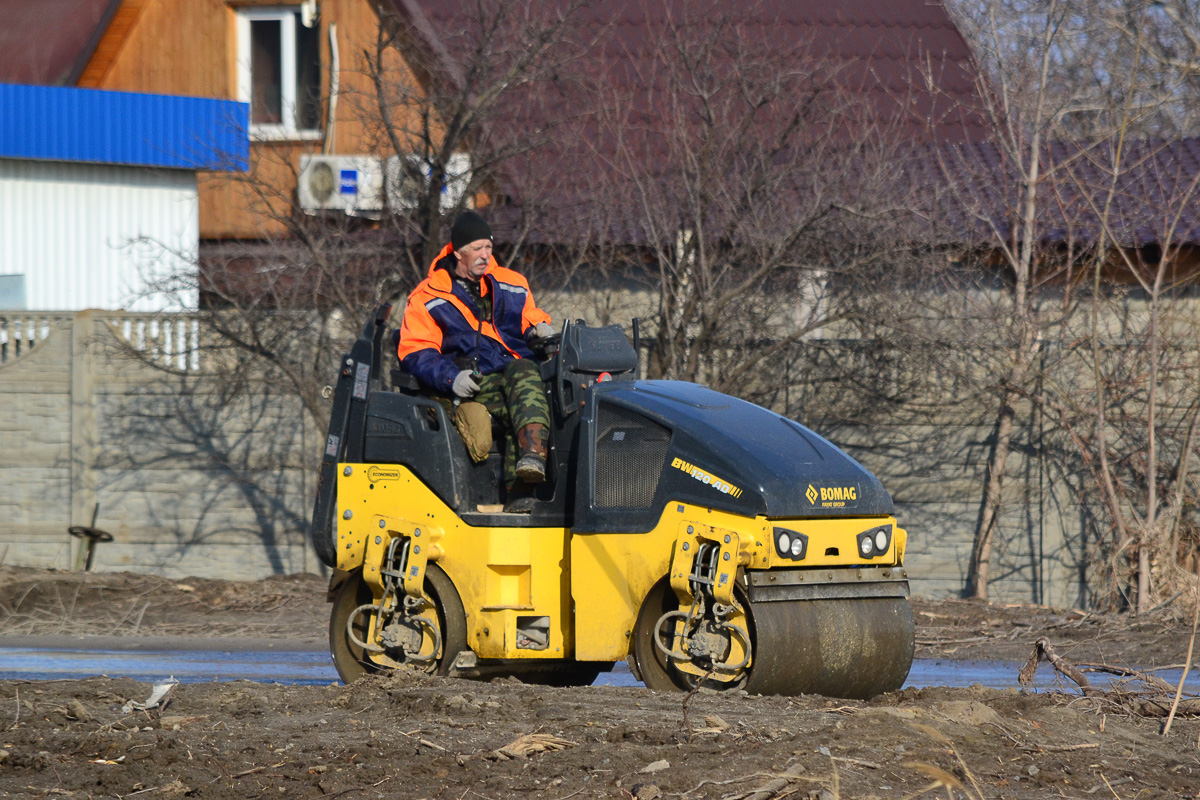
[0,0,119,86]
[906,138,1200,248]
[408,0,989,142]
[390,0,992,245]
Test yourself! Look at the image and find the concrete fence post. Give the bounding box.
[69,310,99,569]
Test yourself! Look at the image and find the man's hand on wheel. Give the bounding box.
[453,369,480,398]
[526,322,561,360]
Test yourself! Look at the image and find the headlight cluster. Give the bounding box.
[856,525,892,558]
[773,527,808,560]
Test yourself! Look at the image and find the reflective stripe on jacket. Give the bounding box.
[397,244,552,392]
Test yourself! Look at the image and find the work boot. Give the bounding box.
[514,423,549,483]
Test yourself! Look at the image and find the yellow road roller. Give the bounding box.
[310,305,913,697]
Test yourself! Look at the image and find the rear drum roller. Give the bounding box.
[633,580,754,692]
[329,564,467,684]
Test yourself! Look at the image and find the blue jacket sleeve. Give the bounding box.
[401,348,460,392]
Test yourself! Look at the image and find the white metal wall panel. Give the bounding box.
[0,159,199,311]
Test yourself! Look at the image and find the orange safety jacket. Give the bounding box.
[397,244,552,392]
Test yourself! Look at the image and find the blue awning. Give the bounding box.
[0,83,248,171]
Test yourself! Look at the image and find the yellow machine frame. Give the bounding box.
[335,463,907,667]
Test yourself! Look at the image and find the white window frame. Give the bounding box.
[236,6,322,141]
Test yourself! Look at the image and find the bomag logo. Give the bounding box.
[367,466,401,482]
[806,483,859,508]
[671,457,743,498]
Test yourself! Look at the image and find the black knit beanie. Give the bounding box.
[450,211,493,251]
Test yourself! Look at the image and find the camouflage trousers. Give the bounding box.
[453,358,551,487]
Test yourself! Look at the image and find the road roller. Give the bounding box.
[310,305,913,697]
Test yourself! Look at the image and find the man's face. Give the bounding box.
[454,239,492,280]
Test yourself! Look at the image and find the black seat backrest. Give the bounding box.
[555,323,638,416]
[389,328,422,395]
[363,391,474,508]
[562,323,639,375]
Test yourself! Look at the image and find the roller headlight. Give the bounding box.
[856,525,893,560]
[773,527,807,561]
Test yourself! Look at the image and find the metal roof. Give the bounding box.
[388,0,992,243]
[400,0,990,142]
[0,83,248,171]
[904,138,1200,248]
[0,0,118,85]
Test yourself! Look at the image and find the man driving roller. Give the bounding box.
[397,211,555,510]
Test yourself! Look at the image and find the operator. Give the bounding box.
[396,211,555,507]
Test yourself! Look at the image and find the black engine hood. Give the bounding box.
[574,380,892,532]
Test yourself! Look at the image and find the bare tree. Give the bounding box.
[571,1,925,399]
[939,0,1200,605]
[142,1,597,428]
[1057,141,1200,611]
[1096,0,1200,138]
[359,0,594,279]
[939,0,1099,601]
[113,2,597,565]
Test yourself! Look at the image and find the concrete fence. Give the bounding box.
[0,311,320,580]
[0,309,1094,604]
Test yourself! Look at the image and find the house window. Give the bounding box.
[236,6,322,139]
[0,274,26,310]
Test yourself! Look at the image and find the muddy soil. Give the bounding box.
[1,567,1199,799]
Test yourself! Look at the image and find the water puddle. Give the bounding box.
[1,647,1197,694]
[0,647,336,686]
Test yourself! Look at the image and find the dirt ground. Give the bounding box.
[1,566,1199,799]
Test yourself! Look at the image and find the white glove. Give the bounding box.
[452,370,480,398]
[532,322,554,339]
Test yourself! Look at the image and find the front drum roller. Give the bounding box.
[633,579,914,699]
[745,593,913,698]
[329,564,467,684]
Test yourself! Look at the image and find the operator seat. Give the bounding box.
[387,329,516,510]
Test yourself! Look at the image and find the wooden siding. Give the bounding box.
[82,0,426,240]
[76,0,153,89]
[88,0,233,97]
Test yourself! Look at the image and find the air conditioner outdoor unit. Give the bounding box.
[385,152,472,212]
[298,155,385,215]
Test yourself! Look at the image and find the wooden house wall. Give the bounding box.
[80,0,427,240]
